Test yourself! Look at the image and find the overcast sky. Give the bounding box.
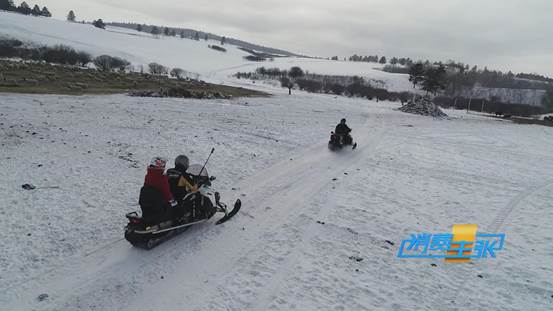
[38,0,552,76]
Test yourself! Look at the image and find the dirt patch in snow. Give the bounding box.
[0,59,267,98]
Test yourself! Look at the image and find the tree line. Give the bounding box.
[345,54,413,66]
[133,23,226,45]
[343,50,553,91]
[0,0,51,17]
[236,66,412,102]
[237,65,553,114]
[0,39,91,66]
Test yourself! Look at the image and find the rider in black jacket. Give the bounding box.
[335,118,353,145]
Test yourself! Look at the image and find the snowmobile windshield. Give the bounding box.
[187,164,209,178]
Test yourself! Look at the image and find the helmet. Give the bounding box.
[175,155,189,171]
[341,118,346,124]
[149,156,168,170]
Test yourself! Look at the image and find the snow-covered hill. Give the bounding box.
[0,11,412,91]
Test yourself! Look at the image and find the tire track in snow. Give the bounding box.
[242,135,406,311]
[181,116,405,310]
[243,170,364,311]
[2,110,380,310]
[487,180,553,232]
[448,179,553,309]
[0,144,334,310]
[119,108,388,310]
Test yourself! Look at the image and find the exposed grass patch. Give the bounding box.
[0,60,267,98]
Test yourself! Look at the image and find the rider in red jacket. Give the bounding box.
[144,157,175,206]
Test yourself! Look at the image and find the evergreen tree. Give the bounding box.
[136,24,143,32]
[390,57,399,66]
[40,6,51,17]
[170,29,176,36]
[194,32,200,40]
[67,10,76,22]
[151,26,161,37]
[31,4,40,16]
[421,64,447,94]
[163,27,170,36]
[180,30,185,39]
[17,2,31,15]
[408,62,425,88]
[0,0,16,11]
[204,33,208,41]
[288,66,304,79]
[220,36,226,45]
[284,66,304,95]
[379,56,387,64]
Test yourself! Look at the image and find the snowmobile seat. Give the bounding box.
[138,186,171,225]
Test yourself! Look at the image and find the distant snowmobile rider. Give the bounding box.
[335,118,353,144]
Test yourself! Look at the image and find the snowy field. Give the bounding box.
[0,11,412,92]
[1,90,553,310]
[1,10,553,311]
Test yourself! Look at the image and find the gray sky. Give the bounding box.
[39,0,552,76]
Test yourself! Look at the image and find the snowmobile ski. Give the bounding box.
[216,199,241,225]
[352,143,357,150]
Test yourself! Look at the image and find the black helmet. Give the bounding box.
[341,118,346,124]
[175,155,189,171]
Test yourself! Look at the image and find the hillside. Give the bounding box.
[1,11,552,109]
[0,11,412,92]
[108,22,302,58]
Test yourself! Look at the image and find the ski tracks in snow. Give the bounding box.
[2,106,390,311]
[122,108,390,311]
[213,132,389,311]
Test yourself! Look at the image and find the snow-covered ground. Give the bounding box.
[0,11,412,92]
[1,90,553,310]
[1,10,553,311]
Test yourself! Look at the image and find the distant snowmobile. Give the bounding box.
[124,149,241,249]
[328,132,357,151]
[328,118,357,151]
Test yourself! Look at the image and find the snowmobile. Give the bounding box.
[124,149,241,249]
[328,132,357,151]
